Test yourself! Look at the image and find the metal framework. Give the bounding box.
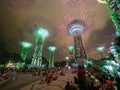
[67,19,87,65]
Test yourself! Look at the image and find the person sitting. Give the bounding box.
[65,81,74,90]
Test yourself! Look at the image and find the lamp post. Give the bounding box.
[31,25,49,67]
[65,56,69,67]
[48,46,56,68]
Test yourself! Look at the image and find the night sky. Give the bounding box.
[0,0,116,61]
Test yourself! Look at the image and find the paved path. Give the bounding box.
[0,72,42,90]
[21,70,76,90]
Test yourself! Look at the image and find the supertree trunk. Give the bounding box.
[31,39,43,67]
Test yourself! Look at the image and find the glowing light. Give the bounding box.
[65,56,69,60]
[34,26,49,40]
[68,66,71,69]
[96,46,104,52]
[67,19,86,35]
[104,65,113,71]
[21,42,32,48]
[97,0,106,4]
[67,46,74,51]
[21,41,32,61]
[48,46,56,52]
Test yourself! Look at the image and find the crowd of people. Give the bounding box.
[0,65,120,90]
[65,65,120,90]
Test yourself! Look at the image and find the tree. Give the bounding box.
[10,53,23,63]
[0,41,10,65]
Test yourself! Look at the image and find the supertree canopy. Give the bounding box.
[96,46,105,59]
[48,46,56,68]
[34,26,49,40]
[67,19,86,36]
[21,41,32,61]
[48,46,56,52]
[96,46,105,52]
[67,45,74,51]
[31,26,49,67]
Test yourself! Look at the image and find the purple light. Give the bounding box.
[67,19,86,35]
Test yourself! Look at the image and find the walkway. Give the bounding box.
[21,70,75,90]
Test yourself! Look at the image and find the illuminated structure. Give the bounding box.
[98,0,120,36]
[106,0,120,36]
[31,26,49,67]
[96,46,105,58]
[67,45,74,61]
[48,46,56,68]
[21,41,32,61]
[67,19,87,65]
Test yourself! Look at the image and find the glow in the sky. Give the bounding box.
[59,10,95,32]
[97,0,106,4]
[48,46,56,52]
[21,42,32,48]
[62,0,97,10]
[96,46,104,52]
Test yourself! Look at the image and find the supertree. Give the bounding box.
[48,46,56,68]
[97,0,120,36]
[96,46,105,59]
[67,19,87,66]
[106,0,120,36]
[31,25,49,67]
[21,41,32,61]
[67,45,74,61]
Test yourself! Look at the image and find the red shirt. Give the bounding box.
[106,80,115,90]
[77,68,85,80]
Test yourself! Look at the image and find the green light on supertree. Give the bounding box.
[31,25,49,67]
[34,26,49,40]
[67,45,74,51]
[96,46,105,59]
[48,46,56,52]
[48,46,56,68]
[21,42,32,61]
[96,46,105,52]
